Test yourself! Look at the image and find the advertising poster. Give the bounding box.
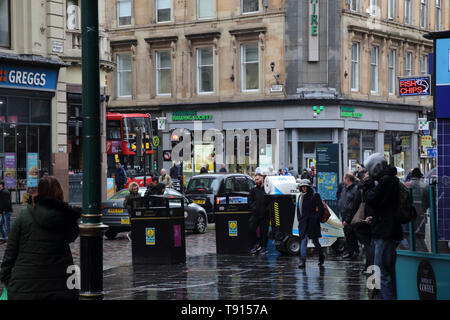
[107,178,115,199]
[146,227,155,245]
[316,144,339,201]
[194,144,214,172]
[26,153,39,188]
[4,153,16,188]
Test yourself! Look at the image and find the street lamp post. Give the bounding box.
[79,0,108,300]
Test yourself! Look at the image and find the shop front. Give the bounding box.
[0,61,60,203]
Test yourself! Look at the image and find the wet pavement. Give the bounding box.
[0,206,371,300]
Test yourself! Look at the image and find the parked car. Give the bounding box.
[184,173,256,223]
[101,187,208,239]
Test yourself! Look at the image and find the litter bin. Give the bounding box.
[267,194,298,255]
[129,195,186,265]
[214,192,253,254]
[264,176,299,256]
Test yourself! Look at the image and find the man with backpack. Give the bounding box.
[362,153,405,300]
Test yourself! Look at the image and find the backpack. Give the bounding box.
[396,181,418,224]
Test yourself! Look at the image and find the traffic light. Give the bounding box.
[393,136,402,154]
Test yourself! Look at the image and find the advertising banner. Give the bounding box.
[435,38,450,118]
[4,153,16,189]
[26,153,39,188]
[316,144,339,201]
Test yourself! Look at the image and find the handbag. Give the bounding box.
[351,202,365,225]
[0,288,7,300]
[315,196,331,223]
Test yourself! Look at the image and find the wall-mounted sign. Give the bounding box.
[0,65,58,91]
[421,135,433,147]
[427,148,437,158]
[399,76,431,96]
[270,84,283,92]
[340,107,362,118]
[52,40,64,53]
[172,110,212,121]
[418,118,429,131]
[156,117,166,130]
[308,0,319,62]
[435,38,450,118]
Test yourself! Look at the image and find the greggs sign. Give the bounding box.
[0,65,58,91]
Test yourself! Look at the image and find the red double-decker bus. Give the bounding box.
[106,112,153,187]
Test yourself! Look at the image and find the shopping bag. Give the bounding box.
[351,202,365,225]
[0,288,7,300]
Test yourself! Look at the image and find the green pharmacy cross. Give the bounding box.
[313,106,324,115]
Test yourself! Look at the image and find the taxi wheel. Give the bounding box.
[193,214,207,234]
[105,231,118,240]
[286,236,300,256]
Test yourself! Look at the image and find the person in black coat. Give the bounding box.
[248,173,270,255]
[296,179,325,269]
[0,182,13,240]
[114,162,127,192]
[362,153,403,300]
[169,162,179,180]
[338,172,361,259]
[144,176,166,207]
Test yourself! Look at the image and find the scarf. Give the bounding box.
[297,192,307,217]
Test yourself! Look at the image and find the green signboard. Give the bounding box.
[340,107,362,118]
[172,110,213,121]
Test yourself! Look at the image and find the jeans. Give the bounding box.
[0,212,11,239]
[372,238,398,300]
[249,215,269,248]
[300,236,323,261]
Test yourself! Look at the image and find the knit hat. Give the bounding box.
[298,179,312,188]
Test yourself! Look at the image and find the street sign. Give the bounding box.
[153,136,160,148]
[156,117,166,130]
[421,136,433,147]
[163,150,171,161]
[427,148,437,158]
[399,76,431,96]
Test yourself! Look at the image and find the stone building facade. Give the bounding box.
[0,0,112,202]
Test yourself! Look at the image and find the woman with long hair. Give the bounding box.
[0,176,80,300]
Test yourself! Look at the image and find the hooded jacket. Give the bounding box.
[0,196,81,300]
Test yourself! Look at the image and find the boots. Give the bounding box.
[318,254,325,266]
[298,259,306,269]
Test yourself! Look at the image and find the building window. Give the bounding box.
[348,130,376,170]
[117,0,132,26]
[369,0,378,16]
[389,49,396,94]
[350,0,358,12]
[406,52,412,76]
[198,0,214,19]
[157,0,171,23]
[67,0,81,30]
[388,0,395,19]
[242,0,259,14]
[117,53,132,97]
[405,0,412,24]
[421,55,428,75]
[370,46,379,93]
[436,0,442,31]
[197,47,214,94]
[0,0,10,48]
[351,42,359,91]
[420,0,427,28]
[241,43,259,92]
[156,51,172,95]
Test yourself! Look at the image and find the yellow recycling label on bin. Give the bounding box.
[228,221,238,237]
[146,227,155,245]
